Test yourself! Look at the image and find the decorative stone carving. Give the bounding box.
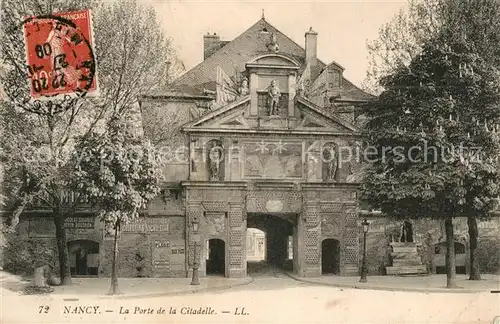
[266,32,279,52]
[267,80,281,116]
[322,143,338,181]
[207,140,223,181]
[206,212,226,235]
[321,213,341,238]
[239,77,249,96]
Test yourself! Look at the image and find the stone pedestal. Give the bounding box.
[385,242,427,275]
[33,266,47,287]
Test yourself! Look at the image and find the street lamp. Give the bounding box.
[359,218,370,283]
[190,220,200,285]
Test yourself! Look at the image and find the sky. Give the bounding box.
[144,0,408,87]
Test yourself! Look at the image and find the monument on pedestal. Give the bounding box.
[385,221,427,275]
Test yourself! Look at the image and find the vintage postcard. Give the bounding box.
[1,0,499,323]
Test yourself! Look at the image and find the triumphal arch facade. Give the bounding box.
[179,54,362,277]
[139,18,371,278]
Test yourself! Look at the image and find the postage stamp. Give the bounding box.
[22,10,97,100]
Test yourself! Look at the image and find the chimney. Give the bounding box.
[203,32,220,60]
[305,27,318,69]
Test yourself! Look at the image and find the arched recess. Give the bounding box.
[67,240,99,276]
[321,142,338,182]
[321,238,340,275]
[433,241,467,274]
[206,139,224,181]
[206,238,225,275]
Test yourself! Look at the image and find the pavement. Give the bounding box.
[1,268,499,299]
[285,272,500,293]
[2,270,499,324]
[0,271,253,299]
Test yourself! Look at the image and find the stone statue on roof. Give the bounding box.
[239,77,249,96]
[267,32,279,52]
[267,79,281,115]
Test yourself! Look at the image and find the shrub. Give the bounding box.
[3,237,58,277]
[476,238,500,274]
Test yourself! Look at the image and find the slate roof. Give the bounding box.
[160,17,371,102]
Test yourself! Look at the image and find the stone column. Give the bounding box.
[293,223,300,274]
[340,206,359,275]
[249,72,258,116]
[227,202,246,278]
[297,201,321,277]
[288,73,296,117]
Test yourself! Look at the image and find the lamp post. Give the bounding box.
[359,218,370,283]
[190,220,200,286]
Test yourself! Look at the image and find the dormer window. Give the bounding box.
[328,69,341,88]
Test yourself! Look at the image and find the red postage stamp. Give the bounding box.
[23,9,97,99]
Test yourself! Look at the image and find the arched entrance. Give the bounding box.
[246,213,295,275]
[206,238,225,275]
[67,240,99,276]
[321,238,340,275]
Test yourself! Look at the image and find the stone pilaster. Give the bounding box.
[249,72,258,116]
[340,206,359,275]
[227,202,246,277]
[297,201,321,277]
[288,72,296,117]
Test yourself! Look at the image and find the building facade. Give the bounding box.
[137,17,371,278]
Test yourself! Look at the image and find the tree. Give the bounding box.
[72,114,161,294]
[364,0,500,281]
[1,0,103,285]
[362,19,500,287]
[365,0,444,94]
[0,0,178,284]
[93,0,182,114]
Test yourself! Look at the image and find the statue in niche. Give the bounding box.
[267,32,279,52]
[267,80,281,116]
[400,220,414,243]
[322,144,338,181]
[208,143,223,181]
[239,77,249,96]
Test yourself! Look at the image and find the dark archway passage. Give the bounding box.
[206,239,225,275]
[322,239,340,275]
[67,240,99,276]
[246,213,295,275]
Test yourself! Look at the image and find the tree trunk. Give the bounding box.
[53,210,72,285]
[444,215,458,288]
[108,220,121,295]
[467,214,481,280]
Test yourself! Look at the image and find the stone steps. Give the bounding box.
[390,246,418,253]
[386,265,427,275]
[390,252,421,260]
[392,259,425,266]
[386,242,426,275]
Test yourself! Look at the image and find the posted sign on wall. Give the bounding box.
[23,10,98,99]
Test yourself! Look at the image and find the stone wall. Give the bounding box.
[363,216,500,275]
[100,216,186,278]
[10,213,187,278]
